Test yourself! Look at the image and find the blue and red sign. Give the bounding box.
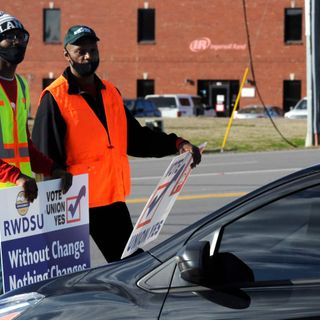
[0,174,90,293]
[122,143,206,258]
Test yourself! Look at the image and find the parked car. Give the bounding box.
[284,97,307,119]
[234,105,283,119]
[202,104,217,117]
[2,164,320,319]
[192,97,216,116]
[145,94,203,117]
[124,98,161,117]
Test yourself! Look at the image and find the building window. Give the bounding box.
[137,79,154,97]
[284,8,302,43]
[138,8,155,42]
[42,78,55,89]
[43,8,61,43]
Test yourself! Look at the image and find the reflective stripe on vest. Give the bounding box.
[41,76,130,207]
[0,75,32,188]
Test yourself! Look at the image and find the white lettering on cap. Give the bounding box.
[0,20,23,33]
[6,21,17,30]
[73,27,92,35]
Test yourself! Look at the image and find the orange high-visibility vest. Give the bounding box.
[40,76,130,208]
[0,75,32,188]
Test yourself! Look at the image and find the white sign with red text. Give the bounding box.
[189,37,246,53]
[122,143,206,259]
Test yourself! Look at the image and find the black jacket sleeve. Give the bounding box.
[32,92,67,169]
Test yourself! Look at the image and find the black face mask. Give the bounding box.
[70,58,99,77]
[0,46,26,65]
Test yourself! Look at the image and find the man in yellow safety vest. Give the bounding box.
[0,11,72,201]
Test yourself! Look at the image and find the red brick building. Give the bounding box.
[2,0,305,117]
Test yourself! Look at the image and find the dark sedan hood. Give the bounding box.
[2,251,160,299]
[12,252,166,319]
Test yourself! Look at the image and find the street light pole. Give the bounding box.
[305,0,320,147]
[311,0,320,146]
[305,0,313,146]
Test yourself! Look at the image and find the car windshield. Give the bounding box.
[147,97,176,108]
[295,100,307,110]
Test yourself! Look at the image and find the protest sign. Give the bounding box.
[0,174,90,293]
[122,143,206,259]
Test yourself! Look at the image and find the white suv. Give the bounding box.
[145,94,201,117]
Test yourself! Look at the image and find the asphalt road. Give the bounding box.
[91,148,320,266]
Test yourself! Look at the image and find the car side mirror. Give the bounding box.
[177,241,254,288]
[177,241,254,309]
[177,241,211,285]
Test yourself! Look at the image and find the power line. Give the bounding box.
[242,0,297,148]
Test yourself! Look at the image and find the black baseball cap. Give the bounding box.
[64,25,99,47]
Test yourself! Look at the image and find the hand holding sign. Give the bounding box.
[122,143,206,259]
[178,142,202,168]
[15,174,38,203]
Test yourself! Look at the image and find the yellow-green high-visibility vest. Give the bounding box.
[0,74,32,188]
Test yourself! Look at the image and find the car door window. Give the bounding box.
[218,185,320,282]
[150,97,176,108]
[179,98,191,107]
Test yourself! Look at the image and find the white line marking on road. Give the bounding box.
[131,167,300,181]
